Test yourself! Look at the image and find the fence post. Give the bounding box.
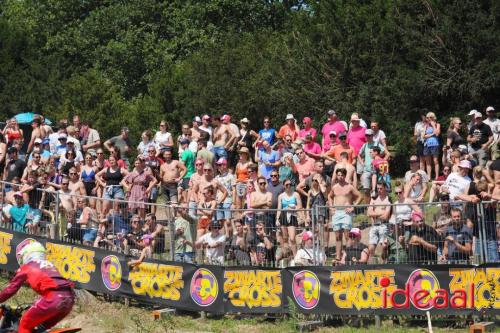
[51,191,60,240]
[311,205,317,265]
[169,205,175,261]
[477,202,487,265]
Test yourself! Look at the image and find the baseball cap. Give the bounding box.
[349,228,361,237]
[486,106,495,112]
[58,133,67,139]
[327,109,336,116]
[329,130,337,136]
[409,155,419,162]
[240,118,250,124]
[338,132,347,138]
[221,114,230,122]
[303,117,312,123]
[468,109,478,116]
[458,159,472,169]
[365,129,374,136]
[458,144,468,154]
[302,231,313,242]
[475,112,483,119]
[411,210,423,222]
[42,138,50,145]
[193,116,202,123]
[7,146,17,153]
[285,114,294,121]
[216,157,227,165]
[209,221,221,230]
[13,192,23,198]
[179,138,190,145]
[34,138,42,144]
[350,114,360,121]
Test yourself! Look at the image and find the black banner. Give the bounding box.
[0,228,498,315]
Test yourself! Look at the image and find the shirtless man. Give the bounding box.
[328,168,362,263]
[192,164,228,206]
[27,119,44,154]
[68,167,86,207]
[190,116,203,143]
[187,158,205,219]
[367,182,392,260]
[212,116,235,162]
[58,177,74,233]
[249,176,273,231]
[333,152,357,187]
[159,149,187,204]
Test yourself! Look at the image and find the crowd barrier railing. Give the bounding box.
[0,179,497,267]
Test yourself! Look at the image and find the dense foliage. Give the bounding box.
[0,0,499,173]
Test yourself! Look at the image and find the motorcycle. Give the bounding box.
[0,304,81,333]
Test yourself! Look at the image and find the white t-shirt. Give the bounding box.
[373,130,387,145]
[483,117,500,141]
[294,247,326,265]
[154,131,172,150]
[198,232,226,265]
[444,172,471,201]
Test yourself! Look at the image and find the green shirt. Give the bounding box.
[181,149,195,178]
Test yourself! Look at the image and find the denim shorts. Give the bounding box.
[216,201,232,221]
[212,146,228,160]
[103,186,125,200]
[423,145,440,157]
[83,229,98,242]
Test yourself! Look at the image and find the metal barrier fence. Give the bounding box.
[0,179,497,267]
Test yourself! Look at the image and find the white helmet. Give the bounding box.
[16,241,46,265]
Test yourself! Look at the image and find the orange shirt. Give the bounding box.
[278,124,299,141]
[326,144,357,164]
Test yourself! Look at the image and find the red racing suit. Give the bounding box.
[0,260,75,333]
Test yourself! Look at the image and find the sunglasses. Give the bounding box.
[62,183,69,185]
[395,191,403,194]
[271,174,278,177]
[284,183,291,187]
[258,182,266,186]
[257,227,263,230]
[203,169,212,172]
[97,152,104,155]
[69,172,77,175]
[195,163,203,166]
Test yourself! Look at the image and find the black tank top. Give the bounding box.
[105,167,123,186]
[345,243,368,264]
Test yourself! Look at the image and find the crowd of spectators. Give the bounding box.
[0,107,498,266]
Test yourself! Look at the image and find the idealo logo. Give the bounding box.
[380,269,474,310]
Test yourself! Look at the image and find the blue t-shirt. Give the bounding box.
[258,150,280,179]
[10,204,29,232]
[259,128,276,146]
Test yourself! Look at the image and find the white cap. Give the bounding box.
[486,106,495,112]
[285,114,294,120]
[458,160,472,169]
[475,112,483,119]
[34,138,42,144]
[468,109,478,116]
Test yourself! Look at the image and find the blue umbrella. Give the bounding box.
[14,112,52,125]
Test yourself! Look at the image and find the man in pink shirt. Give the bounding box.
[321,109,347,152]
[303,133,322,159]
[295,147,315,182]
[299,117,317,140]
[347,114,366,154]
